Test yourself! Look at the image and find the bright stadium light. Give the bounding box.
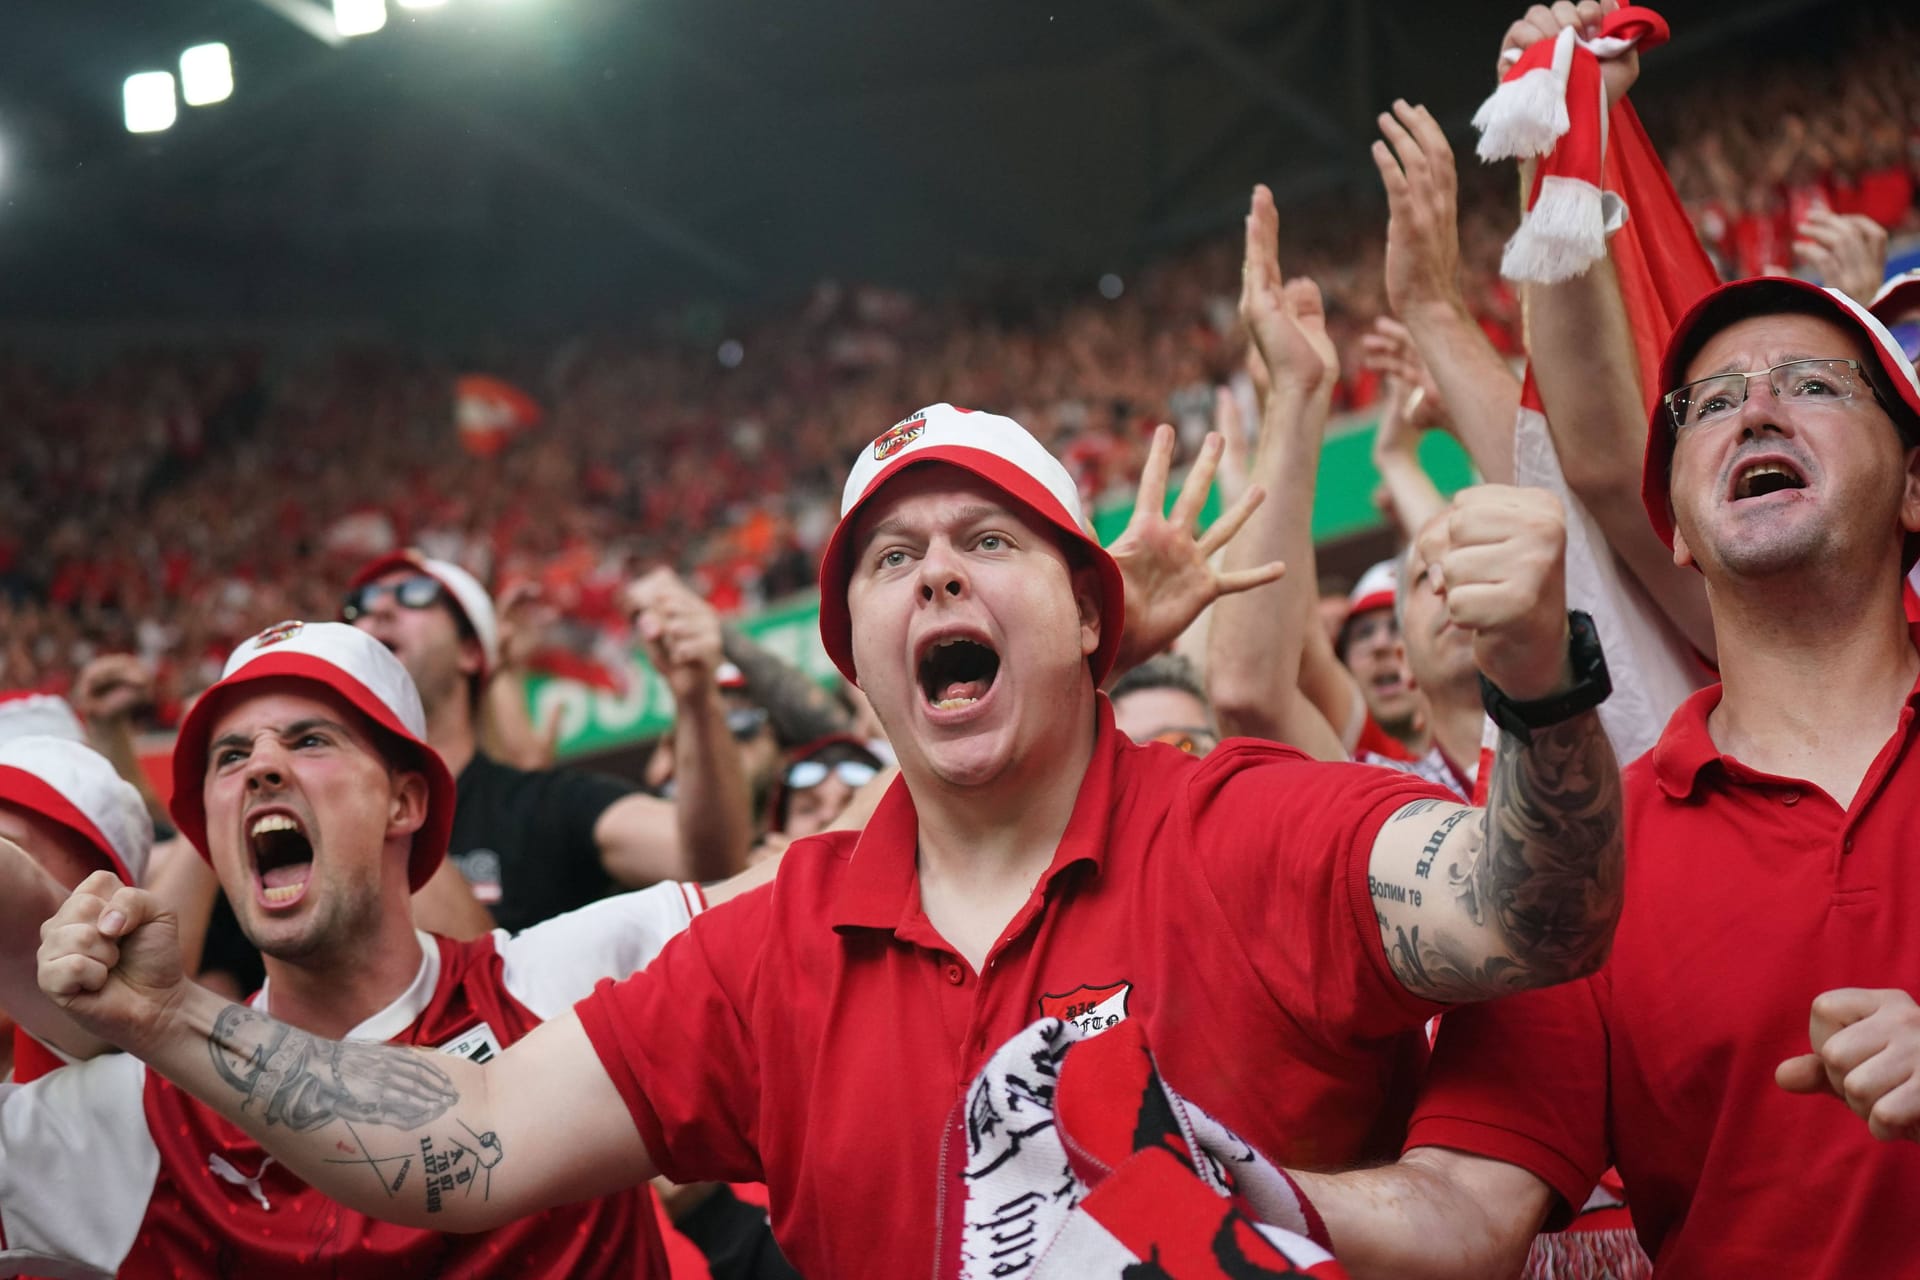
[123,72,178,134]
[396,0,448,9]
[179,43,234,107]
[334,0,387,37]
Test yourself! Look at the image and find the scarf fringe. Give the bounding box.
[1474,64,1571,160]
[1524,1228,1653,1280]
[1501,175,1608,283]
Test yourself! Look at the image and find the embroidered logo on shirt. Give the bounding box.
[871,412,927,460]
[1036,980,1132,1036]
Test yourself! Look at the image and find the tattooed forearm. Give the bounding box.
[1472,710,1623,978]
[722,625,851,743]
[209,1004,458,1132]
[1377,708,1622,1002]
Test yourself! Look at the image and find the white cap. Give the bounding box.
[0,692,87,746]
[816,403,1127,684]
[169,620,455,891]
[346,551,501,678]
[0,736,152,886]
[1347,559,1399,617]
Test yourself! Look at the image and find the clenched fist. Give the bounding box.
[1415,486,1570,701]
[37,870,186,1058]
[625,568,726,701]
[1778,988,1920,1143]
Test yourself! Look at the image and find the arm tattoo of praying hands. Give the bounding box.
[209,1004,458,1132]
[1381,709,1623,1002]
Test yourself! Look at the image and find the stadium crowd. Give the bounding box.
[4,1,1920,1278]
[2,19,1914,724]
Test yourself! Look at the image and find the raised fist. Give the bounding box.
[1415,486,1570,701]
[37,870,186,1058]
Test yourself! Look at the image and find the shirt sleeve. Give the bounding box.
[0,1053,156,1277]
[499,880,705,1019]
[574,884,770,1187]
[1402,974,1611,1226]
[1185,741,1459,1047]
[535,765,637,870]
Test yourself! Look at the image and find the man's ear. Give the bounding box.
[456,635,486,680]
[1900,444,1920,536]
[387,770,430,840]
[1670,508,1696,571]
[1072,563,1103,659]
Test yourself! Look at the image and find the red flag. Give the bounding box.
[454,374,543,458]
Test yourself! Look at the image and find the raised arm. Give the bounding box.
[1365,487,1624,1001]
[1206,184,1354,755]
[37,872,655,1231]
[605,570,755,886]
[1500,5,1716,656]
[1372,101,1521,486]
[0,836,115,1060]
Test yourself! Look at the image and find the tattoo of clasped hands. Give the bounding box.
[209,1004,502,1210]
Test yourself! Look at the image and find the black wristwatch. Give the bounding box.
[1477,610,1611,747]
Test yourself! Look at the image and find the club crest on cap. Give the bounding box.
[252,619,307,648]
[872,412,928,461]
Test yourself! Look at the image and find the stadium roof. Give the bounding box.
[0,0,1845,334]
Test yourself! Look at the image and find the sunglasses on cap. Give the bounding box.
[786,759,879,791]
[726,706,771,740]
[341,575,448,623]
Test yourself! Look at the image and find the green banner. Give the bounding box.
[530,415,1476,758]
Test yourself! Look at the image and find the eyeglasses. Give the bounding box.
[726,706,771,741]
[1150,727,1218,754]
[1663,358,1877,432]
[786,759,879,791]
[341,575,447,622]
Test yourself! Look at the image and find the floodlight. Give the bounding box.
[180,43,233,107]
[397,0,449,9]
[334,0,387,37]
[123,72,178,134]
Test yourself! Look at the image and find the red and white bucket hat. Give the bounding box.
[346,550,501,678]
[0,736,152,885]
[0,691,87,746]
[816,403,1127,685]
[1641,276,1920,564]
[170,620,456,890]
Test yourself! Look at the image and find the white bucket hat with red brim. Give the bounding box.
[0,736,152,886]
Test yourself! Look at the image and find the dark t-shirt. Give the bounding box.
[449,750,635,933]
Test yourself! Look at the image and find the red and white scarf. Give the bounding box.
[1473,7,1672,284]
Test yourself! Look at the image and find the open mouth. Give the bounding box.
[248,811,314,908]
[917,635,1001,712]
[1732,459,1807,501]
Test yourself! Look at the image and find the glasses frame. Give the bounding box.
[785,759,880,791]
[340,574,447,623]
[1662,357,1879,433]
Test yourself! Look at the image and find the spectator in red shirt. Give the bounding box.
[1280,277,1920,1277]
[41,392,1624,1276]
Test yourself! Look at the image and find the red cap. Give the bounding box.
[817,404,1126,685]
[1641,276,1920,565]
[171,620,455,892]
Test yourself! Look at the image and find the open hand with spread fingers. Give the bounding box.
[1107,424,1284,676]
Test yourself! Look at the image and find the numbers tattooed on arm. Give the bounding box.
[1378,709,1623,1002]
[209,1004,459,1131]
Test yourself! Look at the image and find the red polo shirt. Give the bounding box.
[1405,643,1920,1275]
[578,698,1453,1280]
